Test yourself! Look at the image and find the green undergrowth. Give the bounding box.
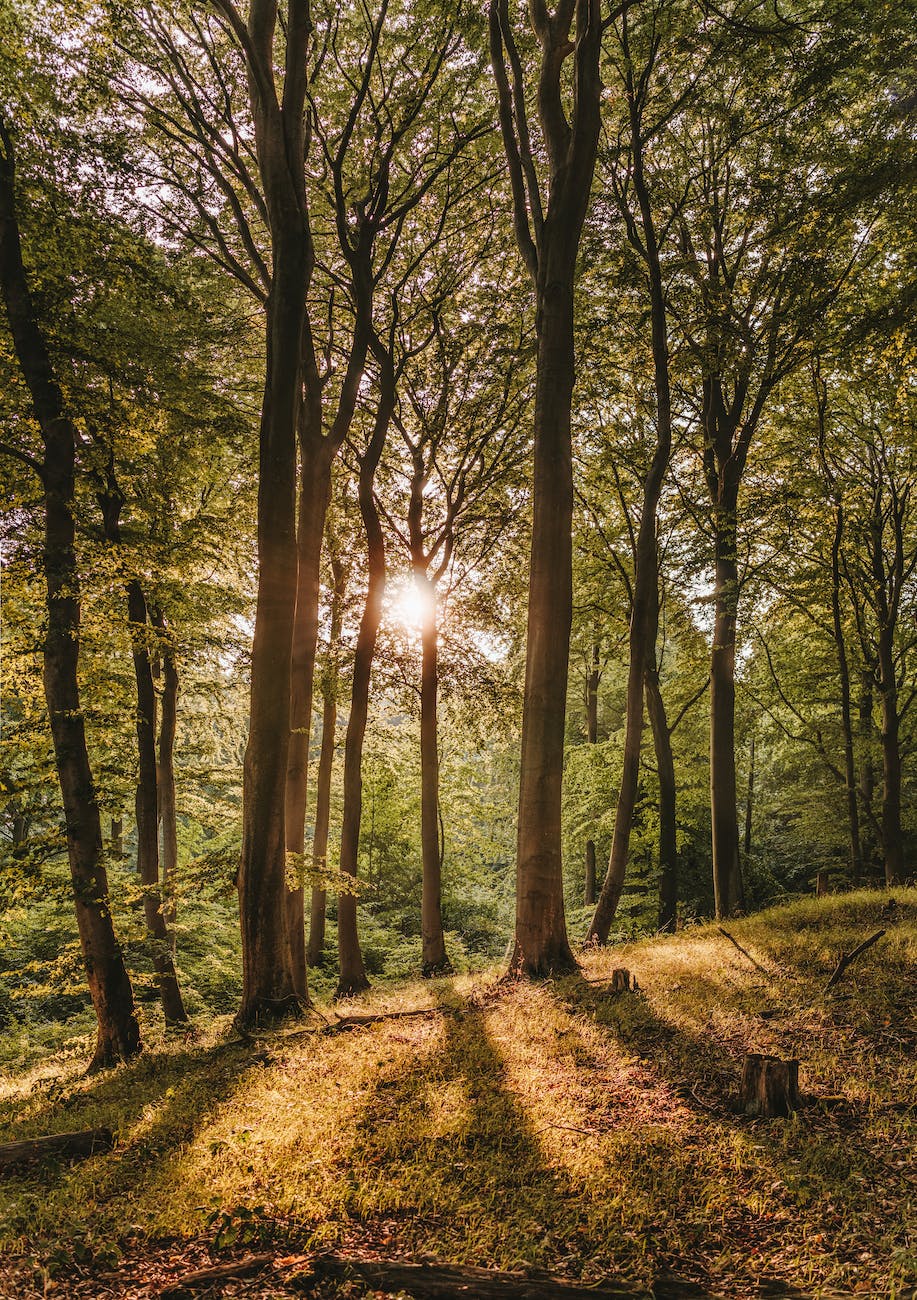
[0,889,914,1298]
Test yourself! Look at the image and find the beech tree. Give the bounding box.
[490,0,604,976]
[0,124,142,1068]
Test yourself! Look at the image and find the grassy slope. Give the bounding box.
[0,889,914,1298]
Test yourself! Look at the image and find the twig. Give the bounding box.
[718,928,770,976]
[158,1253,276,1297]
[823,929,886,993]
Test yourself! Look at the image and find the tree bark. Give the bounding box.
[645,666,677,933]
[419,574,451,975]
[877,625,905,885]
[587,59,673,945]
[491,0,601,977]
[307,551,345,968]
[739,1053,800,1118]
[743,732,755,866]
[828,501,863,884]
[235,1,314,1026]
[858,673,880,880]
[512,268,580,976]
[0,125,141,1069]
[584,641,599,906]
[284,454,333,995]
[154,610,180,931]
[710,503,745,918]
[126,578,187,1026]
[336,383,393,999]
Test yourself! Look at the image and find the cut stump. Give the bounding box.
[610,968,637,994]
[739,1053,800,1117]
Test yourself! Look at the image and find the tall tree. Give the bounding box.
[490,0,604,976]
[0,123,141,1069]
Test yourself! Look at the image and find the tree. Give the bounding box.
[489,0,604,976]
[0,123,141,1069]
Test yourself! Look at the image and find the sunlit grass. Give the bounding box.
[0,890,914,1296]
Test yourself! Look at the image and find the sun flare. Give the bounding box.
[391,579,436,630]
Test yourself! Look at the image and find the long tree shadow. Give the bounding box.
[547,972,915,1294]
[0,1034,268,1250]
[324,982,718,1297]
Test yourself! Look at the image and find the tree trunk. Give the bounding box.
[336,386,393,999]
[238,223,310,1025]
[154,611,180,932]
[110,818,123,861]
[512,269,579,977]
[419,577,450,976]
[743,733,755,866]
[877,628,905,885]
[234,0,315,1028]
[645,667,677,934]
[858,673,880,881]
[587,88,672,945]
[491,0,600,978]
[584,640,599,906]
[127,579,187,1026]
[828,501,863,884]
[307,551,345,968]
[284,455,333,995]
[0,131,141,1069]
[710,507,745,918]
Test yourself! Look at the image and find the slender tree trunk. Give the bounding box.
[336,387,393,998]
[827,503,863,884]
[587,86,672,945]
[307,552,345,968]
[127,579,187,1026]
[419,577,450,975]
[710,503,745,918]
[0,130,140,1069]
[155,614,180,931]
[284,454,333,995]
[110,818,123,861]
[858,673,879,879]
[645,666,677,934]
[582,639,598,904]
[877,629,905,885]
[743,733,755,865]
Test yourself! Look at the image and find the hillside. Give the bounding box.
[0,891,914,1299]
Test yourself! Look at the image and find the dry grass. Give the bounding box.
[0,890,914,1298]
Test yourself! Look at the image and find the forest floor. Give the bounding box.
[0,890,914,1300]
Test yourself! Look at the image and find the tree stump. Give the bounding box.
[739,1053,800,1117]
[610,968,636,994]
[815,870,829,897]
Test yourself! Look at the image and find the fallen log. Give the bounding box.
[328,1006,448,1033]
[157,1252,276,1297]
[823,929,886,993]
[300,1253,712,1298]
[0,1127,113,1171]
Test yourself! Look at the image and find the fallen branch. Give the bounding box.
[823,929,886,993]
[718,928,770,976]
[302,1253,710,1298]
[157,1252,275,1297]
[0,1127,113,1171]
[328,1006,450,1033]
